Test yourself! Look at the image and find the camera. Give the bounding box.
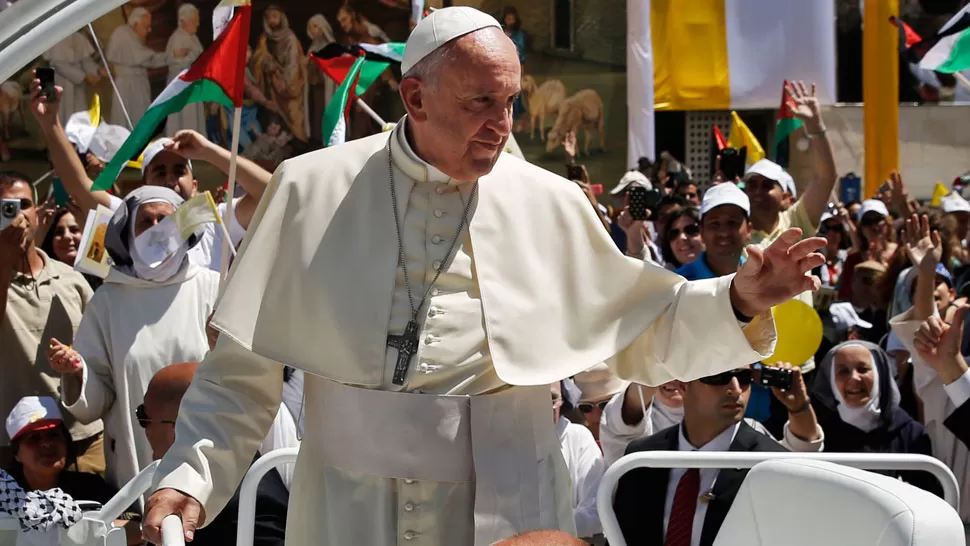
[758,365,793,390]
[0,198,20,230]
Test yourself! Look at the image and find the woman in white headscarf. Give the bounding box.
[305,13,336,143]
[811,341,942,495]
[49,186,220,491]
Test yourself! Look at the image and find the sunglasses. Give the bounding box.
[578,401,609,413]
[669,224,701,238]
[698,368,753,387]
[860,215,885,226]
[135,404,176,428]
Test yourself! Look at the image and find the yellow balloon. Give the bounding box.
[763,299,823,365]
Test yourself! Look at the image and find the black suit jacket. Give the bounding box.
[945,398,970,451]
[612,421,787,546]
[192,465,289,546]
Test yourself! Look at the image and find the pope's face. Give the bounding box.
[402,28,520,182]
[134,14,152,39]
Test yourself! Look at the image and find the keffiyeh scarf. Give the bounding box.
[0,469,82,532]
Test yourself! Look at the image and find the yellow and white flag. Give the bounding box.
[171,191,223,240]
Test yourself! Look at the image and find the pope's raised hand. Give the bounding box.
[730,228,825,318]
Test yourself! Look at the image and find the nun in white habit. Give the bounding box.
[57,187,221,491]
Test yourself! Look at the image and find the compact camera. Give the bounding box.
[0,198,21,230]
[758,365,793,390]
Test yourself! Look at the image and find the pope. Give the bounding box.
[144,7,826,545]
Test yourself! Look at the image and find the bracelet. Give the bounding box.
[789,401,811,414]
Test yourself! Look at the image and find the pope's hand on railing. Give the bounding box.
[143,489,205,544]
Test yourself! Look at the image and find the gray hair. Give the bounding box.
[127,7,151,27]
[178,3,199,22]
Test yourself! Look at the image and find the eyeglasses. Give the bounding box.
[669,224,701,238]
[135,404,176,428]
[698,368,753,387]
[578,400,609,413]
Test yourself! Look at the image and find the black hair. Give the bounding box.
[661,208,701,267]
[501,6,521,30]
[0,170,36,204]
[655,194,688,214]
[5,424,76,489]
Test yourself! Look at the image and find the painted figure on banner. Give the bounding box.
[105,7,168,126]
[242,115,292,170]
[251,5,308,143]
[337,4,391,45]
[165,3,205,136]
[43,32,101,123]
[306,13,336,144]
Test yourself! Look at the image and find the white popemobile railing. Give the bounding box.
[235,448,299,546]
[596,451,962,546]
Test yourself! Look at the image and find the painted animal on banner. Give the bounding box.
[520,74,566,142]
[545,88,605,156]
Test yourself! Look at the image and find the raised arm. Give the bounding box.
[787,81,837,224]
[28,77,114,212]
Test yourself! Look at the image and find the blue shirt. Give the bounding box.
[674,252,745,281]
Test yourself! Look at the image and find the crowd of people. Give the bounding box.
[2,6,970,546]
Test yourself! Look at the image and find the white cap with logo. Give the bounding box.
[611,170,652,195]
[700,182,751,219]
[5,396,63,442]
[141,138,192,178]
[402,6,501,75]
[744,159,797,197]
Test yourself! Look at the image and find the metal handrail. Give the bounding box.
[236,448,299,546]
[596,451,961,546]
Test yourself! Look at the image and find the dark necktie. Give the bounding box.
[665,468,700,546]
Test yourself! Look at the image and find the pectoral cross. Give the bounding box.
[387,320,420,386]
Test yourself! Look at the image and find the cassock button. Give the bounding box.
[432,260,442,271]
[431,235,443,244]
[404,502,415,512]
[425,336,434,345]
[428,308,437,317]
[434,209,444,218]
[404,531,418,540]
[404,478,416,484]
[435,186,445,195]
[430,288,439,297]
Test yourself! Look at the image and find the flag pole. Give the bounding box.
[87,23,134,130]
[953,71,970,92]
[220,106,243,287]
[354,97,386,127]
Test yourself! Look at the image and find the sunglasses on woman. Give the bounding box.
[135,404,177,428]
[698,368,752,387]
[578,401,609,413]
[669,224,700,238]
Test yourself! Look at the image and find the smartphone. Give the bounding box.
[36,67,56,104]
[628,186,650,221]
[719,147,747,181]
[567,164,585,181]
[0,198,21,230]
[590,184,603,196]
[759,365,793,390]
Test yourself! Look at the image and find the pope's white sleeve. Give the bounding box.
[608,274,777,386]
[152,335,284,524]
[599,389,651,467]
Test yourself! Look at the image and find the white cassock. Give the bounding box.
[105,25,167,127]
[153,121,777,545]
[43,32,98,122]
[164,28,205,136]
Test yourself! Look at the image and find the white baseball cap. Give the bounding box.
[402,6,501,75]
[700,182,750,219]
[611,170,652,195]
[744,159,797,197]
[942,193,970,214]
[856,199,890,222]
[141,138,192,178]
[828,302,873,332]
[6,396,63,442]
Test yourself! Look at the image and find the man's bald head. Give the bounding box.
[399,27,520,182]
[143,362,197,460]
[493,530,588,546]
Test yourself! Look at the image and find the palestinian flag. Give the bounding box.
[918,4,970,73]
[91,0,250,191]
[310,42,405,147]
[320,56,366,147]
[310,42,404,97]
[772,80,803,168]
[889,16,929,63]
[710,124,727,173]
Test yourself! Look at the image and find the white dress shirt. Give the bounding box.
[663,422,741,546]
[944,369,970,408]
[556,417,605,538]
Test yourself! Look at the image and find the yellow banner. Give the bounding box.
[651,0,730,111]
[863,0,899,198]
[727,111,766,165]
